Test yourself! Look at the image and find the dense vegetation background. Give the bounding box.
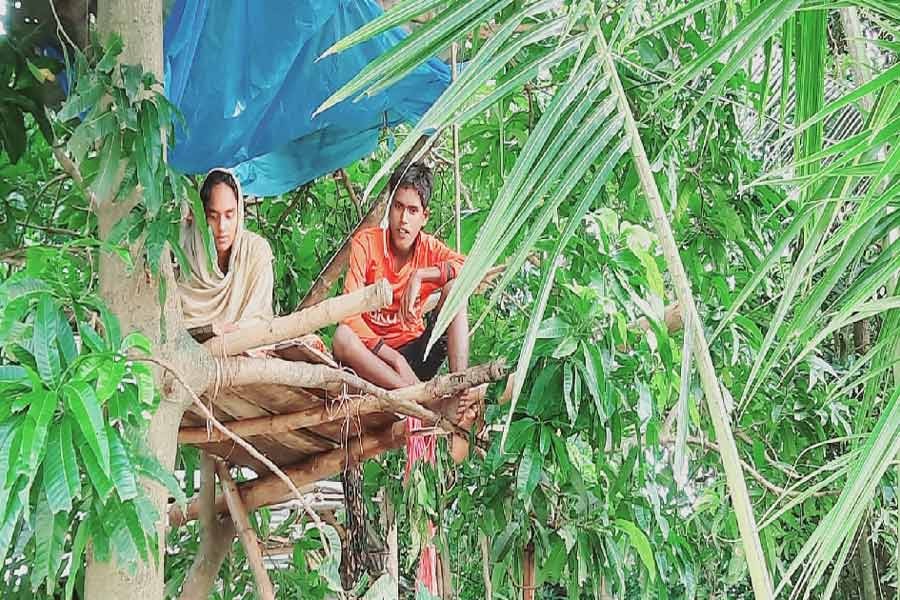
[0,0,898,598]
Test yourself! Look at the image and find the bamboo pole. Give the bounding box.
[206,279,392,356]
[596,30,774,598]
[215,461,276,600]
[181,361,502,443]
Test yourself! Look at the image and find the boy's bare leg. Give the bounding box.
[436,279,470,373]
[332,324,408,390]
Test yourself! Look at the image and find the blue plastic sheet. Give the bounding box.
[163,1,450,196]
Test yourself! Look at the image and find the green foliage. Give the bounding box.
[0,249,174,596]
[0,38,55,164]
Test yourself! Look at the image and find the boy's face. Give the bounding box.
[205,183,239,256]
[388,186,428,254]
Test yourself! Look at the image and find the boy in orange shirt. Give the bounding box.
[333,162,477,460]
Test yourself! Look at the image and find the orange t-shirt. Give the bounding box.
[342,227,465,350]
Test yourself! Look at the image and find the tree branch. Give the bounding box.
[179,452,235,600]
[205,279,392,356]
[215,461,276,600]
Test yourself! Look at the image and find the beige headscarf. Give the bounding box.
[178,168,275,330]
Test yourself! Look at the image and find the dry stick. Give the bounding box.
[134,356,333,556]
[206,279,393,356]
[596,30,775,598]
[335,168,361,209]
[179,452,236,600]
[481,533,493,600]
[215,461,276,600]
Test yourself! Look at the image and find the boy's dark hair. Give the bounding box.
[389,161,433,209]
[200,170,240,208]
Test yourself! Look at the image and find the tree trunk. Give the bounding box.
[522,541,535,600]
[86,3,211,599]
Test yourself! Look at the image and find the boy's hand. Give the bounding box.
[400,271,422,324]
[456,385,486,429]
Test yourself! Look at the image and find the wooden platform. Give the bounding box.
[180,336,401,474]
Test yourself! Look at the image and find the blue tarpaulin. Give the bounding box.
[163,1,450,196]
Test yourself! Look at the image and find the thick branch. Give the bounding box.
[215,461,276,600]
[179,453,235,600]
[205,280,392,356]
[171,421,408,526]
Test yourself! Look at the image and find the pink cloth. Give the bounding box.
[405,417,438,594]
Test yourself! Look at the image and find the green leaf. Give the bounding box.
[96,360,126,403]
[91,132,122,203]
[121,332,152,354]
[96,34,124,72]
[33,295,61,386]
[616,519,656,582]
[64,381,110,474]
[140,99,162,174]
[516,444,543,500]
[22,390,57,474]
[65,513,91,600]
[31,494,67,592]
[132,362,156,405]
[108,427,138,501]
[580,342,606,422]
[43,422,78,514]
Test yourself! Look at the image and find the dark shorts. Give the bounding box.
[396,315,448,381]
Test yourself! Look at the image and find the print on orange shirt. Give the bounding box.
[341,227,465,350]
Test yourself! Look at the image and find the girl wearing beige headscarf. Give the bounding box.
[179,168,274,333]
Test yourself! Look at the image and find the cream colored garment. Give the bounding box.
[178,168,275,330]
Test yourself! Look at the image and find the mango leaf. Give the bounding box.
[96,360,126,403]
[91,132,122,203]
[43,423,77,514]
[516,444,543,500]
[31,494,67,592]
[33,295,61,386]
[64,381,110,474]
[65,513,91,600]
[22,389,57,473]
[616,519,656,582]
[108,427,138,501]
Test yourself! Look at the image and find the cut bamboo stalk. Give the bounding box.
[596,30,774,598]
[215,461,276,600]
[206,279,392,356]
